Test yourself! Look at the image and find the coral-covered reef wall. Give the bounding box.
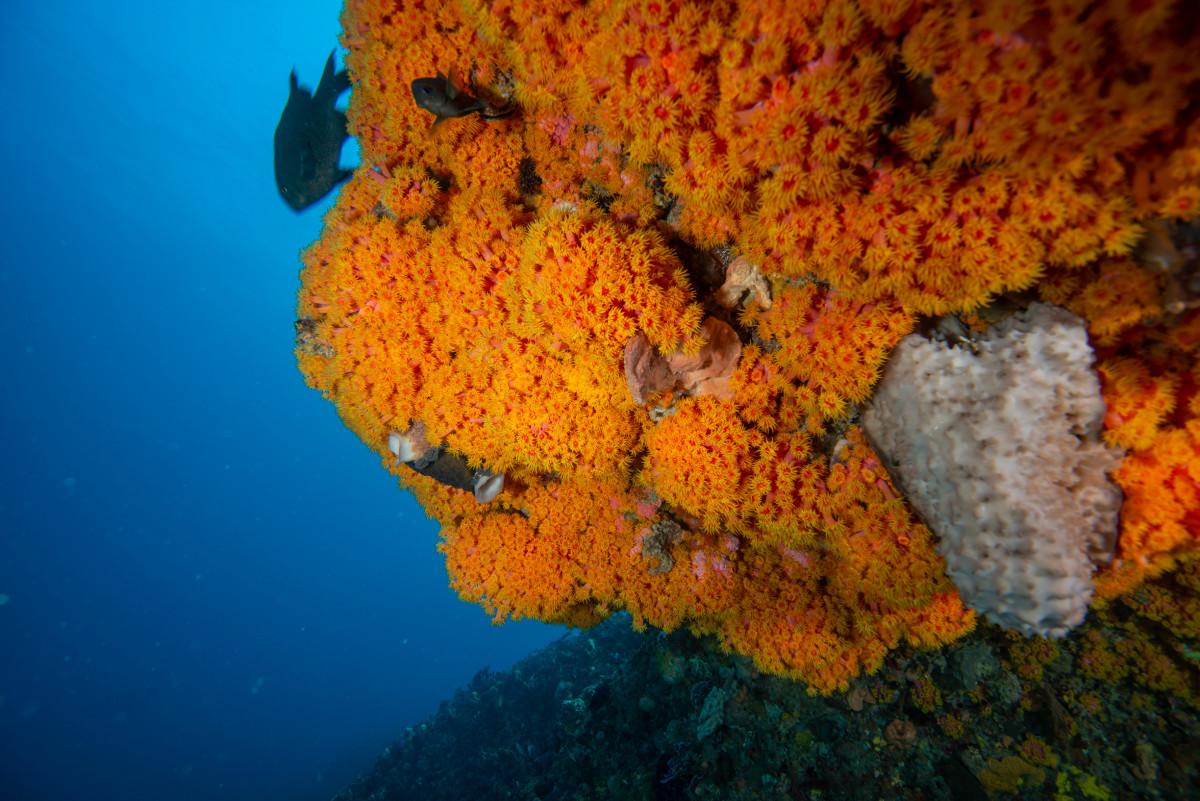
[295,0,1200,693]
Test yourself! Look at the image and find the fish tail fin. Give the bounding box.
[482,101,517,120]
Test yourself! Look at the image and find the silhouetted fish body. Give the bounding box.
[274,51,352,211]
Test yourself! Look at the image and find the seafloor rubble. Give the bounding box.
[332,585,1198,801]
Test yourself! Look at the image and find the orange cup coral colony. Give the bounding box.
[295,0,1200,693]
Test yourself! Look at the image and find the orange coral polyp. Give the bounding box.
[297,0,1200,694]
[643,396,753,531]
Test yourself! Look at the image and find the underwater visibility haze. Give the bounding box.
[0,3,558,801]
[5,0,1200,800]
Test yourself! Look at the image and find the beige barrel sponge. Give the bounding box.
[862,303,1124,638]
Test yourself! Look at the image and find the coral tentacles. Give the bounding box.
[296,0,1200,693]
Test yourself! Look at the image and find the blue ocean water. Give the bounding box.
[0,3,560,800]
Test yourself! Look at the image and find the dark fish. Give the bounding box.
[411,73,485,124]
[405,448,504,503]
[274,50,352,211]
[411,73,515,126]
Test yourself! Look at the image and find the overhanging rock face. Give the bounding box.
[862,303,1124,638]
